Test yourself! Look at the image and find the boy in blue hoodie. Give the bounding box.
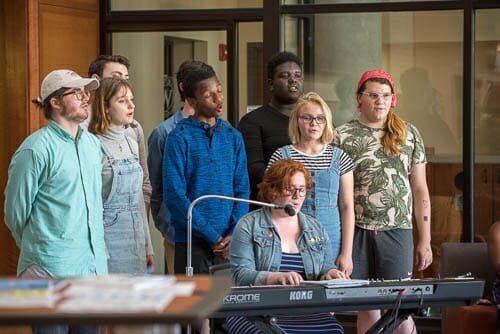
[163,65,249,274]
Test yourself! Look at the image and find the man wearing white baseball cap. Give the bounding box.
[4,69,107,334]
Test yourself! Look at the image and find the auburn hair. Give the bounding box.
[258,159,313,203]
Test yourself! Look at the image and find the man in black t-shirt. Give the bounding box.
[238,51,304,207]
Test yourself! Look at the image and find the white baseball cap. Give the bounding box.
[40,69,99,102]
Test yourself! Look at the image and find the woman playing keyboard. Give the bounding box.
[226,159,345,334]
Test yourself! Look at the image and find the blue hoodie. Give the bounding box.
[163,116,249,245]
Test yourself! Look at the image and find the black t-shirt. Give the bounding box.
[238,105,291,200]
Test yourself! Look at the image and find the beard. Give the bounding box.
[61,105,89,123]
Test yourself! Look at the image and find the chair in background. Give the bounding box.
[440,242,497,334]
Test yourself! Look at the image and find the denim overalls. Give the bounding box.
[102,136,147,274]
[280,145,342,260]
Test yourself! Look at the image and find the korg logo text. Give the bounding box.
[224,293,260,304]
[289,290,313,301]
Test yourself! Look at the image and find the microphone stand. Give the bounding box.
[186,194,291,277]
[185,195,293,334]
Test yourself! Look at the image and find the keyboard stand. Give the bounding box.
[248,316,283,334]
[366,308,415,334]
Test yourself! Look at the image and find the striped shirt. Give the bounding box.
[268,144,353,175]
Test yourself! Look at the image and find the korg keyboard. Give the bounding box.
[212,278,484,317]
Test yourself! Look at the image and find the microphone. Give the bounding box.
[282,203,296,216]
[258,202,295,216]
[185,195,296,277]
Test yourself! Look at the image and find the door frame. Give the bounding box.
[99,2,268,125]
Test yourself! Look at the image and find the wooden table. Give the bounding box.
[0,275,231,326]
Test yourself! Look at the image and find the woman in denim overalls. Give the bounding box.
[89,78,154,274]
[268,92,355,276]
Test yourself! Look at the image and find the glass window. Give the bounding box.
[284,10,464,278]
[111,0,262,11]
[283,0,450,3]
[237,22,264,119]
[284,10,463,156]
[475,9,500,157]
[474,9,500,238]
[111,30,227,273]
[112,31,227,123]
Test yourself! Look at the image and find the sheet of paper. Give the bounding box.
[302,278,370,288]
[57,287,179,313]
[63,274,176,290]
[56,276,195,313]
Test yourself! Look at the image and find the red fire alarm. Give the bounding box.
[218,44,227,61]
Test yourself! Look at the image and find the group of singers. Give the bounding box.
[228,53,432,334]
[4,51,433,334]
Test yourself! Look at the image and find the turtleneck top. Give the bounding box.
[99,127,138,200]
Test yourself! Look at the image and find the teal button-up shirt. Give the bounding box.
[4,121,107,277]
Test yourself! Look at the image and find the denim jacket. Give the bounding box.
[229,207,335,286]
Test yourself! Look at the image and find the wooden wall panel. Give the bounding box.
[40,0,98,11]
[0,0,99,276]
[39,3,99,76]
[38,3,99,126]
[1,0,30,276]
[426,162,434,195]
[0,0,8,276]
[475,164,494,238]
[494,165,500,223]
[430,162,463,197]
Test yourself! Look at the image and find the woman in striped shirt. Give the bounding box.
[268,92,355,276]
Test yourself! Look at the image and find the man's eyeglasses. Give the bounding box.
[282,187,306,198]
[360,92,393,101]
[61,89,90,101]
[298,115,327,124]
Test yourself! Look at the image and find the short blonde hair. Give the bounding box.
[288,91,335,144]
